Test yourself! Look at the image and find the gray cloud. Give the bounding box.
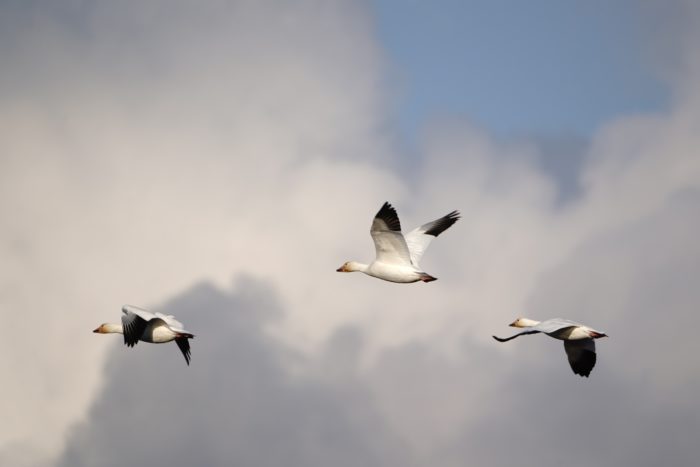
[0,1,399,461]
[57,211,700,467]
[57,277,410,467]
[2,1,700,466]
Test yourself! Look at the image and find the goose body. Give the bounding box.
[337,202,460,283]
[93,305,194,365]
[493,317,607,377]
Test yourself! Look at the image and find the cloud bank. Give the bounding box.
[58,257,700,467]
[1,1,699,466]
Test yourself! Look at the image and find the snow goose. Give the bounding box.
[93,305,194,365]
[337,202,460,283]
[493,318,607,377]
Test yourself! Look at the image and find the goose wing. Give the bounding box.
[564,339,597,377]
[121,305,157,347]
[154,312,188,333]
[492,329,541,342]
[404,210,460,267]
[122,305,158,321]
[530,318,582,334]
[370,202,412,265]
[175,337,192,365]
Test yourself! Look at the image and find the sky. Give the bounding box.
[1,1,699,466]
[374,0,672,140]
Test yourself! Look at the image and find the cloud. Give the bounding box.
[56,216,700,466]
[1,0,700,466]
[55,277,412,467]
[0,1,398,463]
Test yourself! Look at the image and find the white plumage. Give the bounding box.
[337,202,460,283]
[93,305,195,365]
[493,317,607,377]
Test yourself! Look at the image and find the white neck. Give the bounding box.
[102,323,124,334]
[348,261,370,273]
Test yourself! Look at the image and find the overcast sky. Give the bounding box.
[2,1,699,466]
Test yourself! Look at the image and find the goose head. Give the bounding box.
[93,323,121,334]
[336,261,363,273]
[509,317,540,328]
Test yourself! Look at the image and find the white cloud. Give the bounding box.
[1,0,700,465]
[0,1,393,463]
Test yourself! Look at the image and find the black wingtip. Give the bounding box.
[175,337,192,366]
[570,350,596,377]
[424,210,461,237]
[375,201,402,232]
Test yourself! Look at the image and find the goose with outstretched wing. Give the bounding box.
[337,202,460,283]
[493,317,607,377]
[94,305,194,365]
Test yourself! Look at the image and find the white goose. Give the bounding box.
[493,318,607,377]
[93,305,194,365]
[337,202,460,283]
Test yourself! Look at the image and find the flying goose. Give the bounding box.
[93,305,194,365]
[337,201,460,283]
[493,318,607,377]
